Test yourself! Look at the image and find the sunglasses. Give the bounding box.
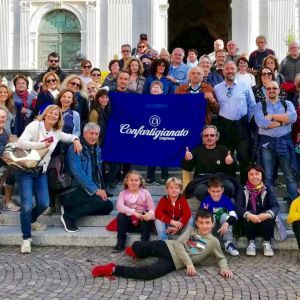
[69,81,81,88]
[87,87,96,91]
[83,65,92,69]
[122,50,130,53]
[203,134,216,138]
[46,79,56,83]
[261,72,272,76]
[266,87,278,91]
[138,45,146,49]
[49,59,59,63]
[92,73,101,77]
[226,87,233,98]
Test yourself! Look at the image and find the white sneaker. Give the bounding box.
[21,239,32,254]
[31,221,47,231]
[2,202,20,212]
[225,242,239,256]
[246,240,256,256]
[263,241,274,257]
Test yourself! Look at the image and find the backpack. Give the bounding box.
[261,99,287,115]
[47,154,72,192]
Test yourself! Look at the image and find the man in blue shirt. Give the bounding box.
[167,48,188,86]
[254,81,297,201]
[214,61,256,183]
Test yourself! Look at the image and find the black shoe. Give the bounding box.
[60,213,79,233]
[112,243,125,253]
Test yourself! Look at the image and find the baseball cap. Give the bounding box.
[140,33,148,40]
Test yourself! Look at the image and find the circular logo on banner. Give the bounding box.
[149,115,161,127]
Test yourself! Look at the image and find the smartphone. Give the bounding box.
[41,136,54,143]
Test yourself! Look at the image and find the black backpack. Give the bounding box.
[261,99,287,115]
[47,154,72,192]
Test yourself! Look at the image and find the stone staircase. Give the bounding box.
[0,170,298,250]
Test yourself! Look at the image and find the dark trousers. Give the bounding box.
[117,213,153,247]
[114,240,176,280]
[243,218,274,241]
[59,188,113,221]
[147,166,169,181]
[103,162,120,185]
[292,221,300,249]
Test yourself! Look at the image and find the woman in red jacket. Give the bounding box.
[155,177,193,240]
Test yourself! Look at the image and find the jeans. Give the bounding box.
[213,213,234,243]
[59,188,113,221]
[260,147,298,201]
[114,240,175,280]
[193,179,235,202]
[155,216,194,240]
[16,172,49,240]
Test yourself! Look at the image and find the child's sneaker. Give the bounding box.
[263,241,274,257]
[246,240,256,256]
[225,242,239,256]
[91,263,116,277]
[125,246,138,258]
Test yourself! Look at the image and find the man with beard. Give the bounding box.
[214,61,256,183]
[254,80,297,201]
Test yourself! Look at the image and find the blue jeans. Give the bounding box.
[261,147,298,201]
[155,216,194,240]
[16,172,49,240]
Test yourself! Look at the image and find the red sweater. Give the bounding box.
[155,195,192,226]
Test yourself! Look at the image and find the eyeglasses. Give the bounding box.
[226,87,233,98]
[69,81,81,88]
[92,73,101,77]
[261,72,272,76]
[138,45,146,49]
[83,65,92,69]
[203,134,216,138]
[122,50,130,53]
[266,87,278,91]
[46,79,56,83]
[87,87,96,91]
[49,59,59,63]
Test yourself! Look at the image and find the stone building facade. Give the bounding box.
[0,0,298,71]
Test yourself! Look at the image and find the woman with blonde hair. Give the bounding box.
[32,72,61,118]
[61,74,89,127]
[123,58,146,93]
[16,104,82,254]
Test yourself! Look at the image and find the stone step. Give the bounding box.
[0,210,292,230]
[0,225,297,250]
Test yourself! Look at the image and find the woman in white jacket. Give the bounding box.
[16,105,82,254]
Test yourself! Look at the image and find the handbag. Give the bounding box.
[273,213,288,241]
[0,135,48,172]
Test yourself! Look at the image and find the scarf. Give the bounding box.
[245,181,265,212]
[16,90,29,109]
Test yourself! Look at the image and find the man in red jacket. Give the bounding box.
[155,177,193,240]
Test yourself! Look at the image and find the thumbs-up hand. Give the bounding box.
[225,151,233,165]
[185,147,193,161]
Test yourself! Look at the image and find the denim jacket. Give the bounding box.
[66,138,104,196]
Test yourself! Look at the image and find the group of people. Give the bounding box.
[0,32,300,281]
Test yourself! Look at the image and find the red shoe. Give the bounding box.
[125,246,138,258]
[91,262,116,277]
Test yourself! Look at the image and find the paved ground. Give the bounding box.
[0,247,299,300]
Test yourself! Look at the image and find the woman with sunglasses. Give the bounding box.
[90,68,102,88]
[61,75,89,128]
[262,55,285,85]
[101,60,121,91]
[32,72,61,118]
[79,59,93,85]
[143,58,175,94]
[123,58,146,94]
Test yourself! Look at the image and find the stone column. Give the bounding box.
[231,0,258,56]
[107,0,132,60]
[20,1,31,69]
[0,0,10,69]
[151,0,169,51]
[266,0,296,61]
[86,0,100,66]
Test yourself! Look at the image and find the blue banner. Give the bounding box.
[102,92,206,167]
